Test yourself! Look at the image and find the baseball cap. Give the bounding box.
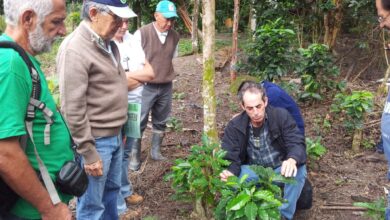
[90,0,137,18]
[155,0,178,18]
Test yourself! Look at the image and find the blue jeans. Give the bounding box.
[239,164,307,220]
[76,135,122,220]
[117,136,134,215]
[140,83,172,132]
[382,113,390,180]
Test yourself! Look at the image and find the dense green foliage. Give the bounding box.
[165,136,229,217]
[215,166,292,220]
[242,19,297,81]
[166,136,293,219]
[331,91,374,132]
[297,43,342,101]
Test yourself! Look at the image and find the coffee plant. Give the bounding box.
[296,43,342,101]
[331,91,374,132]
[215,165,293,220]
[165,136,229,218]
[306,137,327,161]
[330,90,374,151]
[242,18,298,81]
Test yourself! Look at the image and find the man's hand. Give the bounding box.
[281,158,297,177]
[219,169,234,182]
[41,202,72,220]
[84,160,103,176]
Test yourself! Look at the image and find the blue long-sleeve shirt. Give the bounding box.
[262,81,305,135]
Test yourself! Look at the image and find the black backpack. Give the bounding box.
[296,178,313,210]
[0,41,41,213]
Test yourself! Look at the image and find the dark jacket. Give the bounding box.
[221,105,307,176]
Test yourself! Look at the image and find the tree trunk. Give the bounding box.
[323,0,343,50]
[230,0,240,82]
[247,0,256,32]
[202,0,218,144]
[177,0,202,37]
[351,128,362,153]
[192,0,200,54]
[191,198,207,220]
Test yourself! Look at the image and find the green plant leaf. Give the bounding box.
[258,209,269,220]
[244,202,258,220]
[226,193,251,211]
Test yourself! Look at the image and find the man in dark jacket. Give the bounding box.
[220,81,307,220]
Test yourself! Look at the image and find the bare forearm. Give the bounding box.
[127,78,142,91]
[126,61,154,83]
[0,137,54,213]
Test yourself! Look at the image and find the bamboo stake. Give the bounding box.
[321,206,367,211]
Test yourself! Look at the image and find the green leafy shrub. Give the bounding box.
[330,90,374,132]
[306,137,327,160]
[331,90,374,151]
[215,166,293,220]
[166,136,295,219]
[165,136,229,218]
[297,43,342,101]
[242,18,298,81]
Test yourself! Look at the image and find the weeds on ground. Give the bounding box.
[354,197,386,220]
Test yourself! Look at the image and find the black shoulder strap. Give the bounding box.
[0,41,41,121]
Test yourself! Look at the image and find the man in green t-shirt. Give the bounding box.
[0,0,73,219]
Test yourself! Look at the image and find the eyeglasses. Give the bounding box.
[106,11,123,24]
[378,13,390,23]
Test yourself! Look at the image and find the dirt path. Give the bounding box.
[127,54,387,220]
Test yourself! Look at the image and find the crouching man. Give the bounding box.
[219,81,307,220]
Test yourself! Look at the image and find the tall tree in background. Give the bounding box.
[201,0,217,144]
[192,0,200,53]
[323,0,343,50]
[230,0,240,81]
[248,0,256,32]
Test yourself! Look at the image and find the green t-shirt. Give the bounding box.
[0,34,74,219]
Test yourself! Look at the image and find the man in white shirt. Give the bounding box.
[113,17,154,217]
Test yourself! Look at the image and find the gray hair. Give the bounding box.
[237,81,267,105]
[3,0,53,26]
[82,1,110,21]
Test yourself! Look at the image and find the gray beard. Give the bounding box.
[29,24,53,54]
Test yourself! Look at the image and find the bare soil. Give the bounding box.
[125,36,389,220]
